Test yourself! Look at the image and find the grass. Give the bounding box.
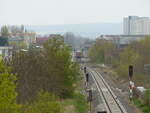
[61,67,89,113]
[61,71,88,113]
[73,93,88,113]
[61,93,88,113]
[61,99,75,113]
[132,98,150,113]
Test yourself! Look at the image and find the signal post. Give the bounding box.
[128,65,135,100]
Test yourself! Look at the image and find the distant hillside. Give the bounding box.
[25,23,123,38]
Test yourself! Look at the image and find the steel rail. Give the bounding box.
[87,67,127,113]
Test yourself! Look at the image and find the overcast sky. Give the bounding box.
[0,0,150,25]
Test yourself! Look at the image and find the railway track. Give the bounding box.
[87,67,128,113]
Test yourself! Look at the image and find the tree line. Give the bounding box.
[89,36,150,86]
[0,36,85,113]
[0,25,29,47]
[88,36,150,108]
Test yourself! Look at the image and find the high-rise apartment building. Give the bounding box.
[123,16,150,35]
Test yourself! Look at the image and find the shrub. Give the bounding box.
[143,89,150,107]
[22,91,63,113]
[0,62,20,113]
[73,93,88,113]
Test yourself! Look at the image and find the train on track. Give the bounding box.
[75,51,83,59]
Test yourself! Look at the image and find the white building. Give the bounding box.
[123,16,139,35]
[0,46,13,61]
[133,18,150,35]
[100,35,148,48]
[123,16,150,35]
[123,18,130,35]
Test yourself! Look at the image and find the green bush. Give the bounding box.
[88,39,115,64]
[12,36,78,102]
[143,89,150,107]
[0,62,20,113]
[73,93,88,113]
[22,91,63,113]
[133,98,150,113]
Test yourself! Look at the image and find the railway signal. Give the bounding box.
[129,65,133,79]
[84,67,86,73]
[86,73,89,82]
[128,65,134,100]
[89,89,92,101]
[129,81,134,100]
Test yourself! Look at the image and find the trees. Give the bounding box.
[88,39,115,63]
[22,91,63,113]
[9,41,27,49]
[0,36,8,46]
[64,32,90,50]
[0,62,19,113]
[42,37,78,97]
[88,36,150,86]
[1,26,9,37]
[10,25,25,35]
[12,36,78,103]
[115,36,150,80]
[114,47,139,78]
[0,26,9,46]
